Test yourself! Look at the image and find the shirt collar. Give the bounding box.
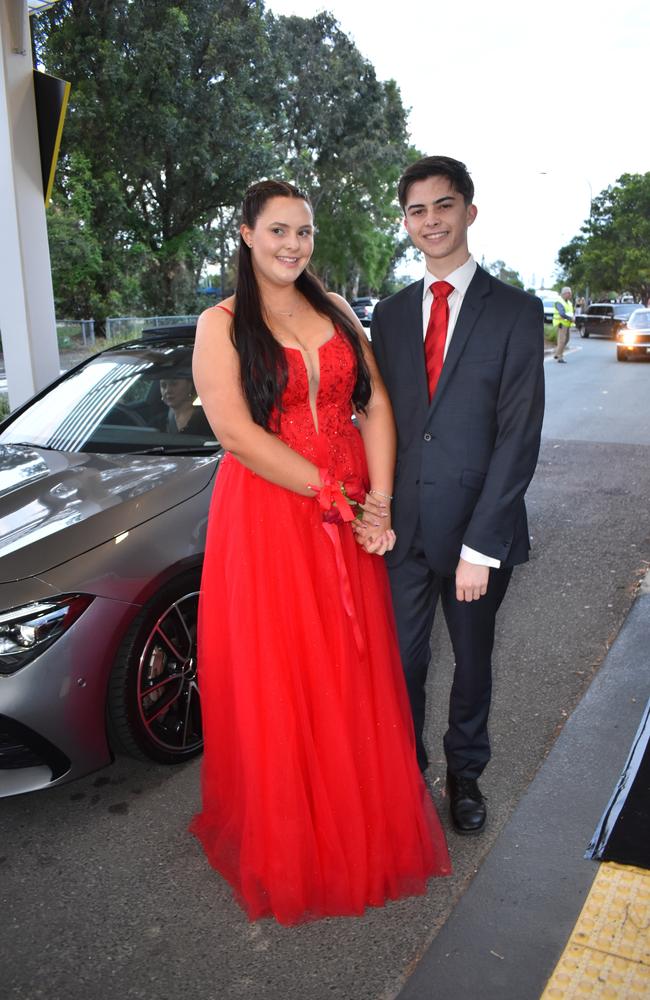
[423,255,477,299]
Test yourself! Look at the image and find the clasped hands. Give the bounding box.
[307,473,396,556]
[309,479,489,586]
[351,491,396,556]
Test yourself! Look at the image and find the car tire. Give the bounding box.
[108,570,203,764]
[616,347,629,362]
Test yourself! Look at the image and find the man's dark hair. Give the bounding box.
[398,156,474,211]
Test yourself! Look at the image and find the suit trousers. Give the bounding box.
[387,524,512,778]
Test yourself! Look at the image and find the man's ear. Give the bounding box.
[467,204,478,226]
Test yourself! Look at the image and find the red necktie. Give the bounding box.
[424,280,454,399]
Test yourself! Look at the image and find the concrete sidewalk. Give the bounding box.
[398,572,650,1000]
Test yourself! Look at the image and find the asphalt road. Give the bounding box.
[1,333,649,1000]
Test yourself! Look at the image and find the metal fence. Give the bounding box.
[57,319,96,346]
[105,315,199,341]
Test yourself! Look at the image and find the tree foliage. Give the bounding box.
[46,151,105,318]
[33,2,411,318]
[35,1,286,315]
[558,173,650,303]
[485,260,524,289]
[268,14,409,297]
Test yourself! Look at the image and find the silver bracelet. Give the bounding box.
[369,488,393,501]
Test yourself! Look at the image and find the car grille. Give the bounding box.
[0,715,70,776]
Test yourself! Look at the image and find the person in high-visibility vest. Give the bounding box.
[553,287,574,363]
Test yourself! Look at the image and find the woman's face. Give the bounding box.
[160,378,194,409]
[241,196,314,288]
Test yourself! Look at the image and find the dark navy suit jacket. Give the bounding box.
[370,265,545,575]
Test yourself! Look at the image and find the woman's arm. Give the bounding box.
[192,306,321,496]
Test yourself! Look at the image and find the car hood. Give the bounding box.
[0,445,219,583]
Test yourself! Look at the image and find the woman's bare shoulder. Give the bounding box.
[216,295,236,315]
[195,299,236,353]
[327,291,351,313]
[327,292,369,341]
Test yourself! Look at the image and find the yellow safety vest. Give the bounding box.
[553,298,574,328]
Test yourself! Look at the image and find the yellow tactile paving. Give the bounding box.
[541,862,650,999]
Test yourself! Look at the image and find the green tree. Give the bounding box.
[485,260,525,289]
[34,3,412,316]
[46,151,103,318]
[558,173,650,303]
[270,13,410,297]
[34,0,282,317]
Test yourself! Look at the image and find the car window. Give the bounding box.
[0,340,220,455]
[629,310,650,329]
[614,304,640,319]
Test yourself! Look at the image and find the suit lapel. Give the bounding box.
[399,279,429,403]
[428,266,491,417]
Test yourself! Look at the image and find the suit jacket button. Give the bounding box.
[423,432,432,442]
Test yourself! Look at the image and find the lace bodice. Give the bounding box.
[272,332,365,482]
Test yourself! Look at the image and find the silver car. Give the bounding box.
[0,327,221,797]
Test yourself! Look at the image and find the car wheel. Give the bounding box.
[108,570,203,764]
[616,346,629,362]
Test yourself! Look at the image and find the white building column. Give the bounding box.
[0,0,59,411]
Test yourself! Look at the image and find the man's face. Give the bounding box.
[403,176,477,275]
[562,289,572,301]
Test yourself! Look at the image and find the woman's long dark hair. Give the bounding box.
[232,179,372,429]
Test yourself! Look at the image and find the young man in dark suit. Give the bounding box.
[369,156,545,834]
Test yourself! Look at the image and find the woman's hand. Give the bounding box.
[358,491,390,530]
[352,497,396,555]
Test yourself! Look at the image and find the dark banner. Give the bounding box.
[32,69,71,204]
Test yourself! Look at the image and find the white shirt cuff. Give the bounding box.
[460,544,501,569]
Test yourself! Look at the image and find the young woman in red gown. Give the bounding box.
[190,180,450,925]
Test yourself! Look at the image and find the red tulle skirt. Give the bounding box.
[190,454,450,925]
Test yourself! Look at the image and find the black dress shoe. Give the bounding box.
[446,772,486,835]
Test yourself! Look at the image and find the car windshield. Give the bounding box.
[615,304,640,319]
[629,309,650,329]
[0,338,220,455]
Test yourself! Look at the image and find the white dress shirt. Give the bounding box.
[422,255,501,570]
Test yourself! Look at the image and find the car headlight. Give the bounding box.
[0,595,94,674]
[621,329,638,346]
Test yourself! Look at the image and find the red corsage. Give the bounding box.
[308,470,365,524]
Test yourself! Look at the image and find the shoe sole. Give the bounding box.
[450,817,487,835]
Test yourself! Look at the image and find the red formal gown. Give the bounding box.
[190,326,450,925]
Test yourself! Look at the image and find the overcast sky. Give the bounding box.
[268,0,648,289]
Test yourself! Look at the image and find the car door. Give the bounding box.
[601,306,615,338]
[585,306,601,336]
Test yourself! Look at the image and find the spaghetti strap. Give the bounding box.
[215,304,235,317]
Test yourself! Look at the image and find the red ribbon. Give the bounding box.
[309,470,365,656]
[310,470,357,523]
